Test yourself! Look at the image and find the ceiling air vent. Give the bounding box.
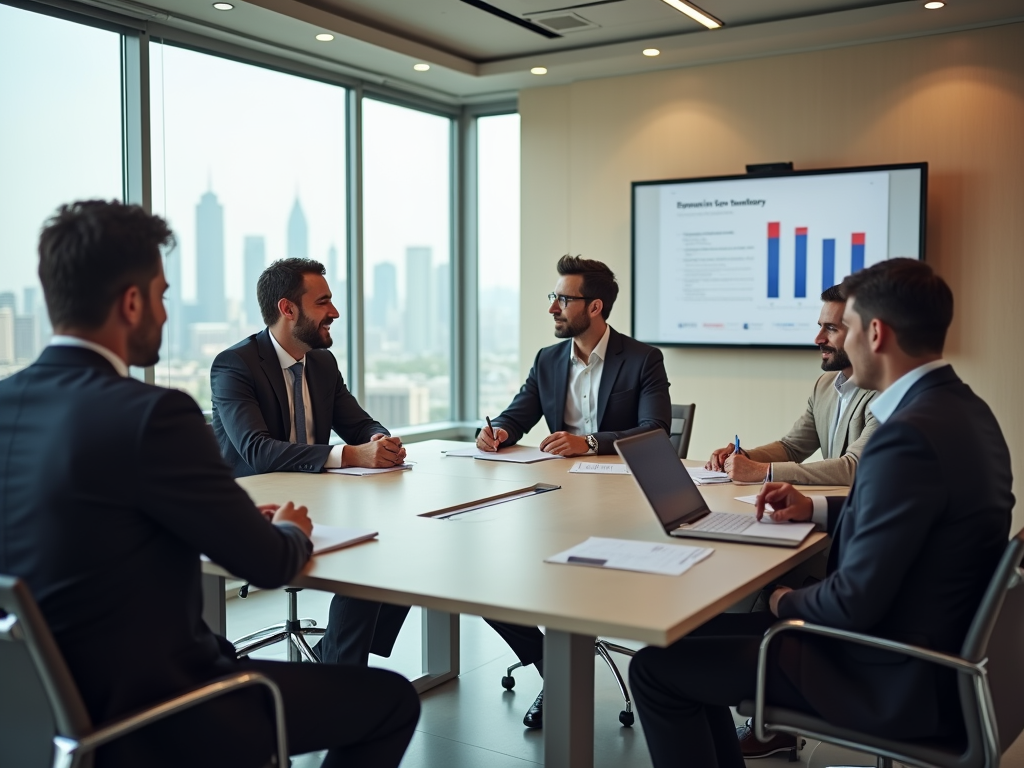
[531,12,599,34]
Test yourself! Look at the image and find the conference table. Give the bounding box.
[202,439,834,768]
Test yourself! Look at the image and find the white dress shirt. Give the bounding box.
[268,330,344,468]
[827,370,860,449]
[809,359,950,525]
[49,336,128,377]
[562,325,610,453]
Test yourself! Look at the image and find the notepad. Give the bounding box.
[546,537,713,576]
[309,525,378,555]
[686,467,731,485]
[443,445,564,463]
[327,463,413,476]
[569,461,631,475]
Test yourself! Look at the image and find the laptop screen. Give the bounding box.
[615,430,710,531]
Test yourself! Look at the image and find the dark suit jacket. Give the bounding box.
[211,329,388,477]
[777,365,1014,739]
[492,326,671,455]
[0,345,311,730]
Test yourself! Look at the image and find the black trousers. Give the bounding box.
[316,595,412,665]
[97,653,420,768]
[629,612,814,768]
[485,618,545,676]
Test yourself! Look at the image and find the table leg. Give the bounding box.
[544,629,595,768]
[201,573,227,636]
[414,608,460,693]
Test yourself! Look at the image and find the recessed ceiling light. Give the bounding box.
[212,2,233,9]
[643,48,661,57]
[659,0,723,29]
[530,67,548,75]
[413,63,430,72]
[924,1,944,7]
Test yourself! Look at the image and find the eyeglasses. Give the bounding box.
[548,293,590,309]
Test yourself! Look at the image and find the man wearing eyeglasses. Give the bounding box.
[477,254,671,728]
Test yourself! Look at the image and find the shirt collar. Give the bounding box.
[868,359,950,424]
[268,328,304,370]
[833,370,857,397]
[49,336,129,377]
[571,324,611,367]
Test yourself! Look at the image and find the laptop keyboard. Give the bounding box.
[680,511,755,534]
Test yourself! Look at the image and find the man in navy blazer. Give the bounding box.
[629,259,1014,768]
[478,255,672,727]
[211,258,410,667]
[0,201,418,767]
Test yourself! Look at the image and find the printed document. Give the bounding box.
[569,461,632,475]
[328,463,413,476]
[444,445,564,463]
[546,537,713,576]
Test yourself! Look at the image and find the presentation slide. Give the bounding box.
[633,166,924,346]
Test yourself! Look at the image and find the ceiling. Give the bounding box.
[77,0,1024,102]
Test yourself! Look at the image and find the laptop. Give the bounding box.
[614,430,814,548]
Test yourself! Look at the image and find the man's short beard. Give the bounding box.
[293,307,333,349]
[554,311,591,339]
[820,346,851,372]
[127,297,162,367]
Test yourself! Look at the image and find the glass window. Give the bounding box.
[150,44,348,410]
[362,99,452,427]
[476,114,521,419]
[0,5,123,379]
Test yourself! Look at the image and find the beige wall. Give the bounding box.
[519,22,1024,531]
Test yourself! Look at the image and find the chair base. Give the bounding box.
[499,640,637,727]
[233,588,326,663]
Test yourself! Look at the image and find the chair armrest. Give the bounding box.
[752,619,987,743]
[75,671,288,767]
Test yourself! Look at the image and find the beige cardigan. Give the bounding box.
[746,371,878,485]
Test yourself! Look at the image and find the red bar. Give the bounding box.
[852,232,866,245]
[795,227,808,236]
[768,222,780,238]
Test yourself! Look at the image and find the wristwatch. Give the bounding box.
[585,434,598,454]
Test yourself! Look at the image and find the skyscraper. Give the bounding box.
[287,197,308,260]
[14,315,36,362]
[195,189,226,322]
[404,247,432,355]
[0,292,15,313]
[371,262,398,330]
[0,308,14,365]
[244,236,266,328]
[434,263,450,353]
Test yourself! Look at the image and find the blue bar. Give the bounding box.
[851,233,865,274]
[822,239,836,292]
[794,230,807,298]
[768,238,779,298]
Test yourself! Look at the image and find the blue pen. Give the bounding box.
[734,434,740,456]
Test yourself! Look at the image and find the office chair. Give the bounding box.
[233,585,326,663]
[0,574,288,768]
[500,405,699,727]
[669,403,696,459]
[739,532,1024,768]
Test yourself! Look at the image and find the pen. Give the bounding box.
[486,416,497,450]
[734,434,740,456]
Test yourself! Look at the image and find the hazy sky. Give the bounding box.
[1,3,520,316]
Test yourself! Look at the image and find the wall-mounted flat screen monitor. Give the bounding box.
[632,163,927,347]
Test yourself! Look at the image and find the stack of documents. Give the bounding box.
[546,537,713,576]
[687,467,731,485]
[443,445,564,464]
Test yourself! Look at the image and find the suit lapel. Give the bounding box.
[551,347,570,432]
[256,329,292,438]
[830,387,866,458]
[304,354,328,444]
[596,328,625,428]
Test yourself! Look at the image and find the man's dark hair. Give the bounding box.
[257,258,327,326]
[556,255,619,320]
[820,284,845,303]
[840,258,953,356]
[37,200,172,330]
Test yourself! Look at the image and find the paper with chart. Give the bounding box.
[546,537,713,576]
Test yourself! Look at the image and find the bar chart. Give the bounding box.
[766,224,869,300]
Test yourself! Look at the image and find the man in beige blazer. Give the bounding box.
[707,285,878,486]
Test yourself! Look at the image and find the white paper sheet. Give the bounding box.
[735,494,773,511]
[327,463,413,476]
[545,536,713,576]
[309,525,378,555]
[443,445,564,463]
[569,461,631,475]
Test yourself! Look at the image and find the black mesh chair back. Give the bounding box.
[669,403,696,459]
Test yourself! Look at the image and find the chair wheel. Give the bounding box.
[619,710,634,727]
[501,675,516,690]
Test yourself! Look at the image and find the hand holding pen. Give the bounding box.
[475,415,508,452]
